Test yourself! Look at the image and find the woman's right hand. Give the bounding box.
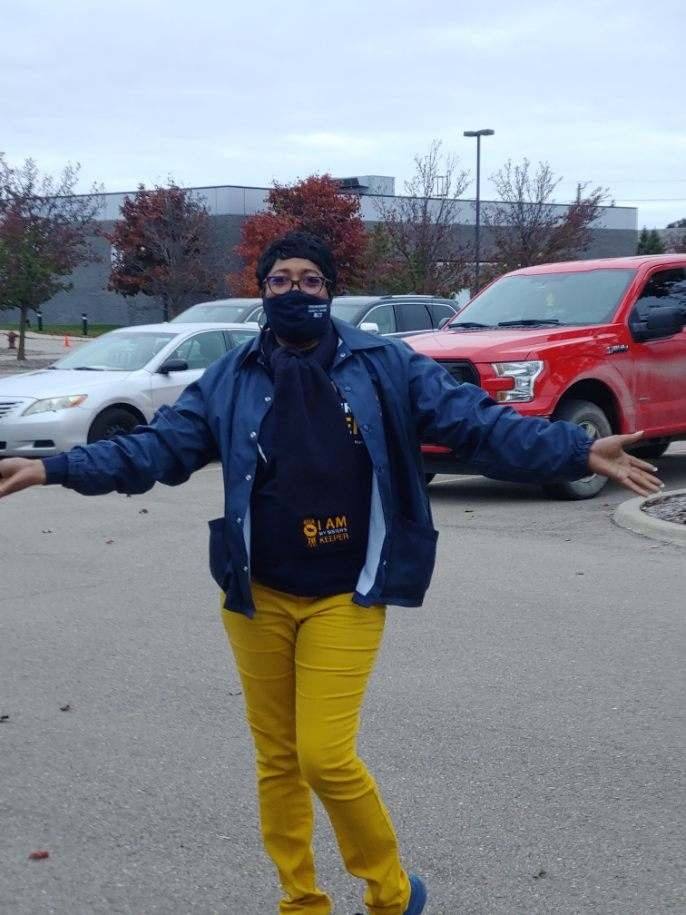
[0,458,47,499]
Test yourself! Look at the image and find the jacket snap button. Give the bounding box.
[264,395,272,402]
[250,431,257,439]
[243,566,248,572]
[245,474,252,481]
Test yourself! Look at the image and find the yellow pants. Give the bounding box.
[222,581,411,915]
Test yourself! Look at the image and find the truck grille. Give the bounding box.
[0,400,22,419]
[437,360,480,387]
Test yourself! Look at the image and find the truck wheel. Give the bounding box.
[629,441,669,460]
[542,399,612,500]
[88,407,139,443]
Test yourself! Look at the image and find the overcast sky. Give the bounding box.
[3,0,684,228]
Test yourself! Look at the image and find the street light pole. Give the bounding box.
[463,128,494,292]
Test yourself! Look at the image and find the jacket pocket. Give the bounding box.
[383,516,439,602]
[208,516,231,590]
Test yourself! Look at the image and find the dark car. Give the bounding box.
[330,295,458,336]
[171,298,263,325]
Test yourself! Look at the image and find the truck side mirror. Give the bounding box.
[630,305,685,342]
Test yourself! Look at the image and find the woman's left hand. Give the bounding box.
[588,431,664,497]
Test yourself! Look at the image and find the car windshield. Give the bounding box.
[54,331,176,371]
[171,303,249,323]
[331,298,378,321]
[450,269,637,328]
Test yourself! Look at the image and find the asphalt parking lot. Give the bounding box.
[2,453,685,915]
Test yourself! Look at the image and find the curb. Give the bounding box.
[614,489,686,546]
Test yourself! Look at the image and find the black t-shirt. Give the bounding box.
[250,391,373,597]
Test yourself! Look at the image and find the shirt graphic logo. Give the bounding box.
[302,516,350,549]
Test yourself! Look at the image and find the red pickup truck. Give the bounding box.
[408,254,686,498]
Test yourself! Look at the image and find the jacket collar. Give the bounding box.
[239,317,390,367]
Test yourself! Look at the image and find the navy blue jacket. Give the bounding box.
[44,319,592,616]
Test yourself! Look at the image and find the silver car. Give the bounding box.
[171,298,263,324]
[0,322,259,458]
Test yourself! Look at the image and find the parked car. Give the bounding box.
[405,254,686,498]
[331,295,458,336]
[0,322,259,458]
[171,298,263,324]
[173,294,459,336]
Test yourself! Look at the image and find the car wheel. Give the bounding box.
[88,407,140,444]
[629,441,670,460]
[542,399,612,500]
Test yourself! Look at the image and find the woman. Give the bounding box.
[0,232,662,915]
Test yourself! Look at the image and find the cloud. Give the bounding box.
[284,133,380,155]
[2,0,684,226]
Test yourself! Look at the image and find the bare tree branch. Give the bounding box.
[483,159,608,278]
[371,141,471,295]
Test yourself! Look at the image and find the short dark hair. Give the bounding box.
[255,231,337,292]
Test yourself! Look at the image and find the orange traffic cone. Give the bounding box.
[63,335,71,348]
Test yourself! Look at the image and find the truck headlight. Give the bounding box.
[491,361,543,402]
[23,394,88,416]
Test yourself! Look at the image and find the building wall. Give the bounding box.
[2,184,639,327]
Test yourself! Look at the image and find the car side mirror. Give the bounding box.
[158,358,189,374]
[438,316,451,329]
[360,322,380,335]
[630,305,685,342]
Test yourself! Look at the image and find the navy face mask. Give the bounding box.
[262,289,332,344]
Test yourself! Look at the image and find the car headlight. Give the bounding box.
[22,394,88,416]
[491,361,543,402]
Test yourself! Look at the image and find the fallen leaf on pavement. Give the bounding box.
[29,850,49,861]
[0,714,9,722]
[59,704,71,712]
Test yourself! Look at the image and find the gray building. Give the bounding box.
[6,177,638,327]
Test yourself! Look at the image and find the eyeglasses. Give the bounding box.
[264,274,328,295]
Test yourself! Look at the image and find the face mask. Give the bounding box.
[262,289,332,344]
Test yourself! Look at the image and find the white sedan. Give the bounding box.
[0,322,259,458]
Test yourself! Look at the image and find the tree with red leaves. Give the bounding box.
[107,183,219,320]
[0,155,101,360]
[230,175,367,295]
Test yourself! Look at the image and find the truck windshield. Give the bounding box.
[451,268,637,328]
